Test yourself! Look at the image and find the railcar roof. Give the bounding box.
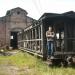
[39,11,75,20]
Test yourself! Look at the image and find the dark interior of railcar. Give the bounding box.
[41,13,75,55]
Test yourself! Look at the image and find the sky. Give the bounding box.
[0,0,75,20]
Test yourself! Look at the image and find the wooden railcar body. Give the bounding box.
[18,11,75,61]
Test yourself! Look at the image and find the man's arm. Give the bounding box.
[51,32,55,37]
[46,31,55,38]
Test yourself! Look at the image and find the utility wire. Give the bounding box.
[38,0,43,13]
[31,0,42,15]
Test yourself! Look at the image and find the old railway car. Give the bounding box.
[18,11,75,65]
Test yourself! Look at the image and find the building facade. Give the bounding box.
[0,7,35,49]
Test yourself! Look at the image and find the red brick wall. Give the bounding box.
[0,22,6,47]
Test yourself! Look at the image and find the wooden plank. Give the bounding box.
[54,51,75,55]
[18,39,42,42]
[24,24,40,32]
[41,21,47,60]
[19,47,43,58]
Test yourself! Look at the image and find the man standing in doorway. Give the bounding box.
[46,26,55,59]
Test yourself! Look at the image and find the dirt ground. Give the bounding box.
[0,50,32,75]
[0,64,32,75]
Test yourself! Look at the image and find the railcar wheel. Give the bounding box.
[61,60,68,67]
[66,56,73,66]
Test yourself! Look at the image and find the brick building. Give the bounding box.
[0,7,35,49]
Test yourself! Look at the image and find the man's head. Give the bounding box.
[48,26,52,31]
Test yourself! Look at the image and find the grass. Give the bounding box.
[0,50,75,75]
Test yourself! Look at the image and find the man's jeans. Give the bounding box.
[47,41,54,56]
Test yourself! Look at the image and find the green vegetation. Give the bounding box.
[0,50,75,75]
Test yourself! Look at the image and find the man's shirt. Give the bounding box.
[46,30,54,41]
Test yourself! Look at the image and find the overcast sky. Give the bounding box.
[0,0,75,19]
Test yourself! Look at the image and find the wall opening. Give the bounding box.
[10,32,18,49]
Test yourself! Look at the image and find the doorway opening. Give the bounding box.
[10,32,18,49]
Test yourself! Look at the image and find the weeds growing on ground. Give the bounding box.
[0,51,75,75]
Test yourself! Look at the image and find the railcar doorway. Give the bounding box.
[10,32,18,49]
